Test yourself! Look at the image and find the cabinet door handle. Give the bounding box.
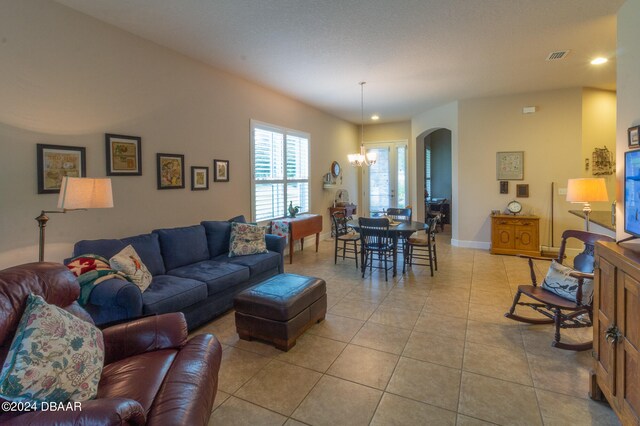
[605,325,623,344]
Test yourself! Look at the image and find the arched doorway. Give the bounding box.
[416,128,452,231]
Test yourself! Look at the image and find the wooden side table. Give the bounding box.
[490,214,540,256]
[272,214,323,264]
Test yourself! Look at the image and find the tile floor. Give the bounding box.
[195,229,620,425]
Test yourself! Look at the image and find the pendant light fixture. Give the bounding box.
[348,82,377,167]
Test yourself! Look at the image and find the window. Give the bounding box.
[425,146,432,198]
[251,121,309,222]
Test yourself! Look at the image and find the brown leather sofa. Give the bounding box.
[0,262,222,425]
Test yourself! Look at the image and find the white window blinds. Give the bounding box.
[251,121,310,222]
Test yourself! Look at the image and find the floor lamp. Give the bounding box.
[566,178,608,231]
[36,177,113,262]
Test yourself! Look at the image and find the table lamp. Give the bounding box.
[566,178,608,231]
[36,177,114,261]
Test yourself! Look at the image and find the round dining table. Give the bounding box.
[347,219,428,276]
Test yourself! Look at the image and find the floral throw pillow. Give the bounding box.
[541,260,594,305]
[109,245,152,292]
[229,222,268,257]
[0,294,104,404]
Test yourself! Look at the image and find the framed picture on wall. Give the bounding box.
[191,166,209,190]
[156,153,185,189]
[105,133,142,176]
[500,181,508,194]
[516,184,529,198]
[214,159,229,182]
[496,151,524,180]
[629,126,640,148]
[37,144,87,194]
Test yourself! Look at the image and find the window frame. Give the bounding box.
[250,120,310,223]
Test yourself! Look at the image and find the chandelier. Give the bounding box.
[348,82,377,167]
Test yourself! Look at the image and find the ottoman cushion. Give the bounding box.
[234,274,325,322]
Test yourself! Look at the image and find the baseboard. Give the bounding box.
[451,239,491,250]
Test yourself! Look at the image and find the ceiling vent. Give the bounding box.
[546,50,570,61]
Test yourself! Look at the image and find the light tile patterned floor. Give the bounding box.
[196,229,620,425]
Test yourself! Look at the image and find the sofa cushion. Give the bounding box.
[154,225,210,271]
[201,221,232,258]
[121,233,166,276]
[229,222,268,257]
[73,239,125,259]
[213,251,281,276]
[142,275,208,315]
[109,245,152,292]
[98,349,177,414]
[168,260,250,296]
[542,260,594,305]
[0,294,104,404]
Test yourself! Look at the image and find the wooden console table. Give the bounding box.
[271,214,323,264]
[591,241,640,425]
[490,214,540,256]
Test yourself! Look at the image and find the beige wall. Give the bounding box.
[0,0,358,268]
[616,0,640,241]
[457,88,586,248]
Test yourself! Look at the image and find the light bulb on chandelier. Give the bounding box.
[348,82,377,167]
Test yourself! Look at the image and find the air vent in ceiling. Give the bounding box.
[546,50,570,61]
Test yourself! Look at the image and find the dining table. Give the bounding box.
[347,218,428,276]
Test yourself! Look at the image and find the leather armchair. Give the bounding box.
[0,262,222,426]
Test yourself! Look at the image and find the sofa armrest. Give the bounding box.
[0,398,145,426]
[146,334,222,426]
[85,278,143,326]
[102,313,188,365]
[265,234,286,273]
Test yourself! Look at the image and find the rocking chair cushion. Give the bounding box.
[541,260,593,305]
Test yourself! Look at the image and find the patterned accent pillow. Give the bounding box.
[541,260,594,305]
[109,245,152,292]
[229,222,268,257]
[0,294,104,404]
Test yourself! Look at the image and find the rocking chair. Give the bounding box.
[504,230,615,351]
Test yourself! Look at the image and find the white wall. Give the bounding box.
[616,0,640,241]
[0,0,358,268]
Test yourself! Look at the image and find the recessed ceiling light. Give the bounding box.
[591,57,608,65]
[371,115,379,121]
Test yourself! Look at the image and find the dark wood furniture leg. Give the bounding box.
[289,237,294,264]
[315,232,320,251]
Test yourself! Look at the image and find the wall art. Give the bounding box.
[37,144,86,194]
[105,133,142,176]
[496,151,524,180]
[191,166,209,190]
[157,153,185,189]
[214,159,229,182]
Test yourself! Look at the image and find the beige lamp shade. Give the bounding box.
[57,177,114,209]
[566,178,608,203]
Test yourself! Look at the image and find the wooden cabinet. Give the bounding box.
[592,242,640,425]
[490,215,540,256]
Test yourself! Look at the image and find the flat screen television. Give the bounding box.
[625,150,640,237]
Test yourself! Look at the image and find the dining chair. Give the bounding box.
[358,217,395,281]
[386,207,412,255]
[386,207,412,222]
[331,211,359,268]
[405,217,438,276]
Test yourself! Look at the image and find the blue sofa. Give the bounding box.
[71,218,286,330]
